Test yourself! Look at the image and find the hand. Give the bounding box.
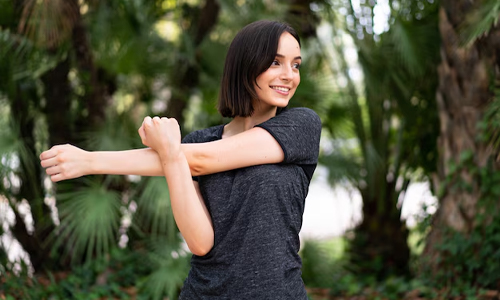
[138,116,181,161]
[40,144,91,182]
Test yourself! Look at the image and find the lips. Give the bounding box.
[271,86,290,92]
[271,86,291,95]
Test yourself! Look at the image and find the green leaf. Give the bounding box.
[139,237,189,300]
[459,0,500,47]
[133,176,177,240]
[54,178,122,263]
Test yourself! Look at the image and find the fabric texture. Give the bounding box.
[178,107,321,300]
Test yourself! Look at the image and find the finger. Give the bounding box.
[168,118,179,126]
[46,166,61,176]
[152,116,161,123]
[138,125,145,138]
[50,173,64,183]
[41,157,58,168]
[40,149,58,160]
[144,116,153,127]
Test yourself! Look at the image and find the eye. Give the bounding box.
[271,60,280,66]
[293,62,301,70]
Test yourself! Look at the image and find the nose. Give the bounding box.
[280,65,294,81]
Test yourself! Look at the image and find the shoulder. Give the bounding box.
[182,125,224,144]
[255,107,321,167]
[259,107,321,130]
[280,107,321,126]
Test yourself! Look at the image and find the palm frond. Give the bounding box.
[19,0,80,48]
[319,147,361,185]
[52,178,122,263]
[133,177,177,239]
[89,0,174,77]
[322,100,354,139]
[18,0,78,48]
[459,0,500,47]
[390,17,427,77]
[83,111,140,151]
[0,29,61,87]
[479,85,500,154]
[139,237,189,300]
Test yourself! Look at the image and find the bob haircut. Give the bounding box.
[218,20,301,118]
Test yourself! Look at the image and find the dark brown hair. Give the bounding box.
[217,20,301,118]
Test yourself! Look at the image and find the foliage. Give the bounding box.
[458,0,500,47]
[302,239,437,300]
[301,238,346,289]
[0,246,189,300]
[0,0,327,298]
[0,0,497,298]
[420,152,500,297]
[478,82,500,156]
[315,0,440,279]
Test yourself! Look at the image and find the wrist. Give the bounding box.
[159,150,184,165]
[87,151,97,175]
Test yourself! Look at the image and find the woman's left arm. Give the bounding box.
[41,108,320,181]
[40,128,284,181]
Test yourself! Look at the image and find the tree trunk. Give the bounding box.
[41,56,74,146]
[69,0,115,130]
[424,0,500,267]
[350,180,410,278]
[166,0,220,126]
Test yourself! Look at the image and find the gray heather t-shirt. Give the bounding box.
[178,107,321,300]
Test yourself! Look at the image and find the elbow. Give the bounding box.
[187,230,214,256]
[189,241,213,257]
[189,152,208,176]
[184,144,214,176]
[189,162,204,177]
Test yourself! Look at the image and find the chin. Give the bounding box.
[276,99,291,107]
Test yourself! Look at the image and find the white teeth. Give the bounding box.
[272,86,290,92]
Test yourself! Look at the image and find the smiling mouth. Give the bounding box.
[271,86,290,92]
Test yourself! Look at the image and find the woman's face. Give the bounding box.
[254,32,301,112]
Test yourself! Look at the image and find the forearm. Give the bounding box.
[161,152,214,256]
[89,148,164,176]
[88,146,212,177]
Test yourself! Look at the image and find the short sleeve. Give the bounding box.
[181,131,197,144]
[255,107,321,166]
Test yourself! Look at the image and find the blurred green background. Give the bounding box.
[1,0,500,299]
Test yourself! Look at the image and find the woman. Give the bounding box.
[40,20,321,299]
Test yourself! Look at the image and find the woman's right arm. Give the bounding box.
[40,146,164,182]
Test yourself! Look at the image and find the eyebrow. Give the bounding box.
[276,54,302,60]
